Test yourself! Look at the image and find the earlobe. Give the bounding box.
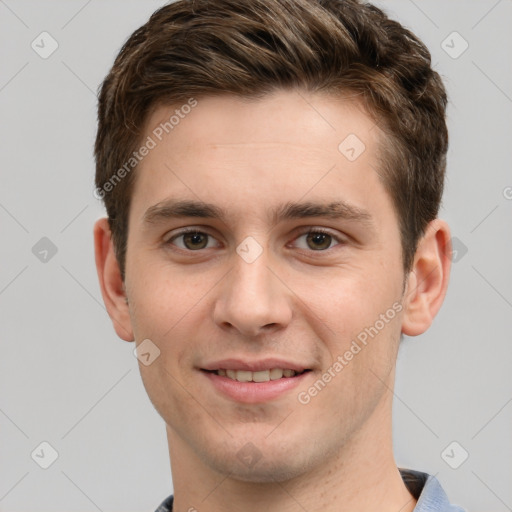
[401,219,452,337]
[93,218,134,342]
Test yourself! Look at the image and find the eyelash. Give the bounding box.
[164,227,346,253]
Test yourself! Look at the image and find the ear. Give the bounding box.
[93,217,134,342]
[401,219,452,337]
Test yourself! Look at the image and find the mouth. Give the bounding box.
[199,364,313,403]
[202,368,311,382]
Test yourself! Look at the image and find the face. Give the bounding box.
[123,90,407,482]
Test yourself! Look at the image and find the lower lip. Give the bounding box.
[201,370,311,403]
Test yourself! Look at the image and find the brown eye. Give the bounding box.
[182,232,209,250]
[305,232,333,250]
[293,229,341,251]
[167,230,218,251]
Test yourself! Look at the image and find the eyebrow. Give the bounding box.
[143,199,374,229]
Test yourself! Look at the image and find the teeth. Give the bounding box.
[269,368,283,380]
[236,370,252,382]
[253,370,270,382]
[215,368,299,382]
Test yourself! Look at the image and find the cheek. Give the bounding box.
[126,257,208,338]
[295,265,402,339]
[293,263,404,404]
[127,261,220,394]
[129,270,206,423]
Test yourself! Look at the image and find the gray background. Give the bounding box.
[1,0,511,510]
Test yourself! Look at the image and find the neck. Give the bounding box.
[166,391,416,512]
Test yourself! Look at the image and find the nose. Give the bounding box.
[213,247,293,337]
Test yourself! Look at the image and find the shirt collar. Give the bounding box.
[156,469,464,512]
[399,468,465,512]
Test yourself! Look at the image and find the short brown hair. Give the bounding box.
[95,0,448,279]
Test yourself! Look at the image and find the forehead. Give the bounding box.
[144,90,379,155]
[129,90,392,229]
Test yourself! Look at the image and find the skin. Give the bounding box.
[94,89,451,512]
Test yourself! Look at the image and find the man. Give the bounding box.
[93,0,465,510]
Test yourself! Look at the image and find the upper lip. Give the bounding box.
[200,358,309,372]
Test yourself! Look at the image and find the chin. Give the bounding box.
[202,444,315,484]
[221,461,308,484]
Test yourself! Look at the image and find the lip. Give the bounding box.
[200,358,309,373]
[201,369,311,403]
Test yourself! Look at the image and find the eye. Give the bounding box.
[166,229,220,251]
[165,227,345,253]
[292,229,344,251]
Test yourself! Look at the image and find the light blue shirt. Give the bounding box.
[401,469,466,512]
[155,468,466,511]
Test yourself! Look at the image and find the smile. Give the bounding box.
[201,368,312,403]
[207,368,309,382]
